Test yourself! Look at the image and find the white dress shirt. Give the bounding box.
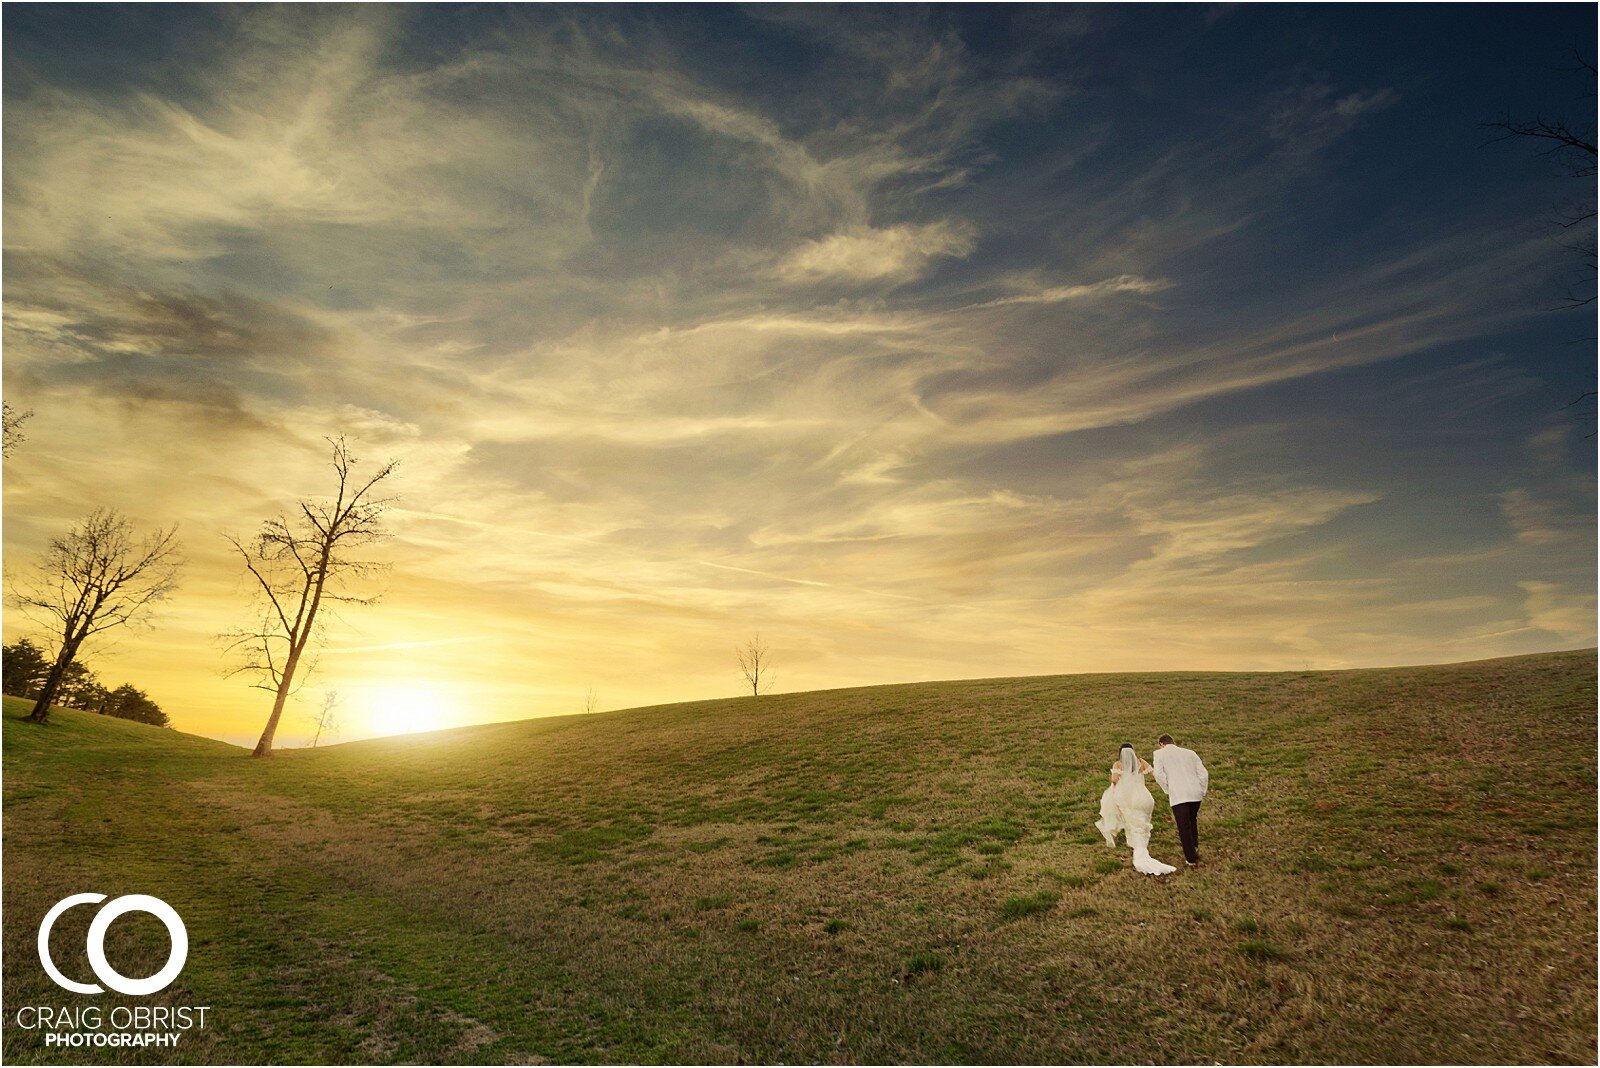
[1152,744,1209,806]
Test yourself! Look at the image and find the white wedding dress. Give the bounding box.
[1095,748,1177,875]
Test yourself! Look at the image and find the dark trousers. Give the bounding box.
[1171,801,1201,862]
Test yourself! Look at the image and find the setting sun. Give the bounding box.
[357,686,452,738]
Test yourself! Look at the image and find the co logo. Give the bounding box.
[38,894,188,996]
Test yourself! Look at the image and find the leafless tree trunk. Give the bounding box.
[2,402,33,457]
[583,685,599,714]
[736,634,773,696]
[307,690,340,748]
[224,437,397,758]
[12,509,182,724]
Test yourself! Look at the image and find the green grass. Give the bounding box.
[1238,939,1286,961]
[3,650,1596,1063]
[999,890,1060,921]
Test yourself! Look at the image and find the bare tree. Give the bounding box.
[225,437,397,758]
[583,685,599,714]
[3,401,33,457]
[1485,51,1597,310]
[1485,51,1597,418]
[735,633,773,696]
[12,509,181,724]
[306,690,341,748]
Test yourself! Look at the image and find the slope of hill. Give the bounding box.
[4,650,1596,1064]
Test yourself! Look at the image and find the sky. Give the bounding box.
[3,4,1595,747]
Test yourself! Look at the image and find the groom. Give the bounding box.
[1152,734,1208,865]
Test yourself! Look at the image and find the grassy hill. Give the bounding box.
[3,650,1595,1064]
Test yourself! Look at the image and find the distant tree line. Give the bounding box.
[1,638,170,727]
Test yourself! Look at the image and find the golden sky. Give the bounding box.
[4,7,1594,745]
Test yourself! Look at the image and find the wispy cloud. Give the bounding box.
[1519,581,1596,642]
[1501,488,1580,546]
[776,221,977,283]
[967,273,1170,309]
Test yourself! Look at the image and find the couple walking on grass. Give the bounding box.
[1095,734,1208,876]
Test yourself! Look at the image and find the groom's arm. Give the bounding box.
[1195,754,1209,798]
[1152,751,1170,793]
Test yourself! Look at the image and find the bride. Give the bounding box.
[1095,744,1177,875]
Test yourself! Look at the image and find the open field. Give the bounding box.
[3,650,1596,1064]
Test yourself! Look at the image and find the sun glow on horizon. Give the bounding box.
[358,685,454,739]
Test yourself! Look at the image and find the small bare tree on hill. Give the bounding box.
[736,634,773,696]
[225,437,397,758]
[306,690,341,748]
[583,685,599,714]
[12,509,182,724]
